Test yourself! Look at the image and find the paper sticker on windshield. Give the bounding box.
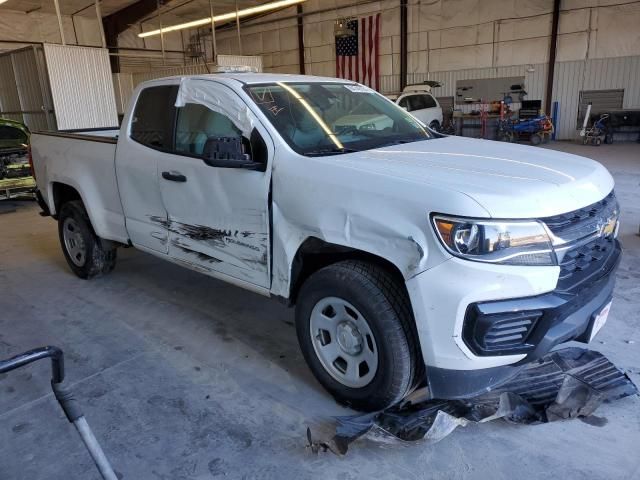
[344,85,374,93]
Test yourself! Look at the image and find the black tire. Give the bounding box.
[295,260,420,411]
[58,200,117,279]
[499,132,513,143]
[594,137,602,146]
[530,133,542,145]
[604,133,614,144]
[429,121,441,133]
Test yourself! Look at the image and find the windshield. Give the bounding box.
[0,123,29,150]
[244,82,432,156]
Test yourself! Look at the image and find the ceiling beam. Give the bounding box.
[102,0,161,72]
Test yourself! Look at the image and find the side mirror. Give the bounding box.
[202,136,262,170]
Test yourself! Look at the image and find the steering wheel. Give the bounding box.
[335,125,359,136]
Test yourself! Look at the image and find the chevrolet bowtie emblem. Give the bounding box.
[599,216,617,237]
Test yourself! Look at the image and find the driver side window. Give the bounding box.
[174,103,242,156]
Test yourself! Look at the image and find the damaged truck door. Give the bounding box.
[158,80,272,287]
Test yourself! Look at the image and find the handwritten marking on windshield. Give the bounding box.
[268,105,285,116]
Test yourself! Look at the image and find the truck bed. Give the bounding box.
[31,127,129,244]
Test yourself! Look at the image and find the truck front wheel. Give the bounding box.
[295,260,420,411]
[58,200,117,279]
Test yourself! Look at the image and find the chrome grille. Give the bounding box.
[544,191,617,243]
[542,191,619,291]
[557,236,615,285]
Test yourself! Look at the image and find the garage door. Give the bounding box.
[576,89,624,127]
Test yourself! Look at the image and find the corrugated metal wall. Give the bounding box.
[43,44,118,130]
[0,46,55,130]
[12,47,52,131]
[0,54,21,122]
[553,56,640,139]
[380,55,640,139]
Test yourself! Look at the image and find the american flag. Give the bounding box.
[335,14,381,90]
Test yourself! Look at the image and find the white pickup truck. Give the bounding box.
[31,73,621,411]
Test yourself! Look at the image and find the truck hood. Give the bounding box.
[335,136,613,218]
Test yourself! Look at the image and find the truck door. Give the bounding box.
[116,84,179,254]
[156,81,273,289]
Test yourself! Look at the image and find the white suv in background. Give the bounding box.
[395,84,443,131]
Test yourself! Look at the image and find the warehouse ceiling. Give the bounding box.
[0,0,266,18]
[0,0,138,16]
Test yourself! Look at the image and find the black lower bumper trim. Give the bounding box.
[463,240,621,358]
[426,363,524,399]
[427,240,621,399]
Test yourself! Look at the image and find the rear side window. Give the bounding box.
[130,85,178,150]
[422,94,437,108]
[408,95,425,111]
[401,94,437,111]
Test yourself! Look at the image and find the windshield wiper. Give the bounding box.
[378,138,427,148]
[305,147,359,157]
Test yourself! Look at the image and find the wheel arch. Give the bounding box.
[287,237,410,307]
[51,181,83,217]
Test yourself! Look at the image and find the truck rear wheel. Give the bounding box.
[58,200,117,279]
[295,260,420,411]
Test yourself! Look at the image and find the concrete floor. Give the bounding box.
[0,141,639,480]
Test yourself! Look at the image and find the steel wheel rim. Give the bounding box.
[309,297,378,388]
[63,217,86,267]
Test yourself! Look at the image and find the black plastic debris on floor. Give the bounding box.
[308,348,638,455]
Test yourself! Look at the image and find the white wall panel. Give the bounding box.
[43,44,118,130]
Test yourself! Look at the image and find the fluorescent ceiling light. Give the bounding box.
[138,0,307,38]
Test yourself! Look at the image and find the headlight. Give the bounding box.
[432,215,555,266]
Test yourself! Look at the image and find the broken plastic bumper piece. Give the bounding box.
[309,347,637,455]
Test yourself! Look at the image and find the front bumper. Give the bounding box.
[406,240,621,400]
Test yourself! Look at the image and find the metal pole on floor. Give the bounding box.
[73,417,118,480]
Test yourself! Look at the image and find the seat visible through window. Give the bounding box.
[175,103,241,156]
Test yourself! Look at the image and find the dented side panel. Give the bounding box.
[267,141,492,299]
[155,80,273,288]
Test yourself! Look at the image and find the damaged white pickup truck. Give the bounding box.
[31,73,621,411]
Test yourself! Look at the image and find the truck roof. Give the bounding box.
[148,72,355,86]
